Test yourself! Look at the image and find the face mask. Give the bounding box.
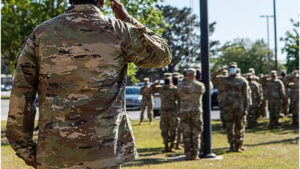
[229,68,237,74]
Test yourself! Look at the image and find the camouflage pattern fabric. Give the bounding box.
[178,79,205,158]
[6,4,171,169]
[261,77,286,127]
[286,72,299,126]
[279,76,289,116]
[152,85,180,145]
[139,85,154,122]
[212,72,250,145]
[247,81,263,127]
[213,74,228,128]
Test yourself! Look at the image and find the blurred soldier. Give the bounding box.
[6,0,172,168]
[173,72,183,149]
[246,75,263,128]
[248,68,260,82]
[212,62,251,152]
[178,68,205,160]
[279,70,289,116]
[214,69,228,129]
[286,70,299,127]
[261,70,286,128]
[258,73,267,118]
[152,73,180,153]
[139,78,154,125]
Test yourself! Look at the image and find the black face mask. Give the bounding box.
[196,71,201,80]
[173,78,179,85]
[164,79,171,85]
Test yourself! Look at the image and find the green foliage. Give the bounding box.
[212,38,285,74]
[281,19,299,73]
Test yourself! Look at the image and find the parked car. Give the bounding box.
[125,86,142,110]
[1,84,12,91]
[211,85,219,110]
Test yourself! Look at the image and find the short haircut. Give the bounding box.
[72,0,100,5]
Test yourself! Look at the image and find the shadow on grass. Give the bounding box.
[245,136,299,147]
[137,147,164,157]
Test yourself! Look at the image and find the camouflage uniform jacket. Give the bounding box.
[261,78,286,101]
[6,4,171,169]
[286,73,299,99]
[249,81,263,105]
[140,85,154,102]
[213,75,227,102]
[178,80,206,113]
[152,85,180,112]
[212,73,251,111]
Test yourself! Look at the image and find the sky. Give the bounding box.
[164,0,299,62]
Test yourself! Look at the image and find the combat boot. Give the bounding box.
[175,143,183,150]
[139,121,143,125]
[227,143,235,152]
[191,151,200,160]
[162,143,169,153]
[235,142,244,152]
[185,152,192,161]
[169,143,175,152]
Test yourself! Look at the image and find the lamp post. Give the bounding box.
[260,15,274,71]
[273,0,278,70]
[199,0,216,158]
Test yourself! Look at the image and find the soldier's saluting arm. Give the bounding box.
[211,68,227,85]
[111,1,171,68]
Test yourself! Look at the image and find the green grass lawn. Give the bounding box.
[1,118,299,169]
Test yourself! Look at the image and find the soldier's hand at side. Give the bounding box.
[110,0,129,21]
[25,155,37,169]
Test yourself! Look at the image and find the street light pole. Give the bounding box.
[260,15,274,71]
[199,0,216,158]
[273,0,278,70]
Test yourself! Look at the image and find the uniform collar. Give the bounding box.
[66,4,102,14]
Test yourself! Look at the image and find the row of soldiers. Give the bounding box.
[138,62,299,159]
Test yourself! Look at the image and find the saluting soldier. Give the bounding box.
[139,77,154,125]
[6,0,172,168]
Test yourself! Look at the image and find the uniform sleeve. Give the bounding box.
[279,81,286,99]
[243,81,251,110]
[176,88,181,112]
[112,16,171,68]
[6,34,38,161]
[211,72,225,85]
[140,86,145,95]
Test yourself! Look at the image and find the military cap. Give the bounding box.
[228,62,237,68]
[172,72,180,78]
[163,72,173,79]
[186,68,196,76]
[143,77,150,82]
[270,70,277,75]
[248,68,255,73]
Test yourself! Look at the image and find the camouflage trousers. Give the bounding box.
[140,101,153,122]
[102,165,121,169]
[247,104,260,127]
[259,99,267,117]
[223,108,246,144]
[179,111,203,157]
[268,100,281,127]
[219,99,226,128]
[281,96,289,116]
[176,118,183,145]
[160,110,178,144]
[290,95,299,126]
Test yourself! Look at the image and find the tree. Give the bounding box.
[1,0,165,84]
[212,38,285,74]
[281,19,299,73]
[136,5,219,80]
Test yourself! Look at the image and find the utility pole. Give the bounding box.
[260,15,274,71]
[199,0,216,158]
[273,0,278,70]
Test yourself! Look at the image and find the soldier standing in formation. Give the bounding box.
[286,70,299,127]
[6,0,172,168]
[214,69,228,129]
[152,73,180,153]
[261,70,286,128]
[246,75,263,128]
[279,70,290,117]
[212,62,251,152]
[173,72,184,150]
[178,68,206,160]
[258,73,267,118]
[139,78,154,125]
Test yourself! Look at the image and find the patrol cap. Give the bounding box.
[186,68,196,76]
[172,72,180,78]
[163,72,173,79]
[270,70,277,75]
[143,77,150,82]
[248,68,255,73]
[228,62,237,68]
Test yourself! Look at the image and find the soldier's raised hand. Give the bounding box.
[110,0,129,21]
[25,155,37,169]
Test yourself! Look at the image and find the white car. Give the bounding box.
[125,86,142,110]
